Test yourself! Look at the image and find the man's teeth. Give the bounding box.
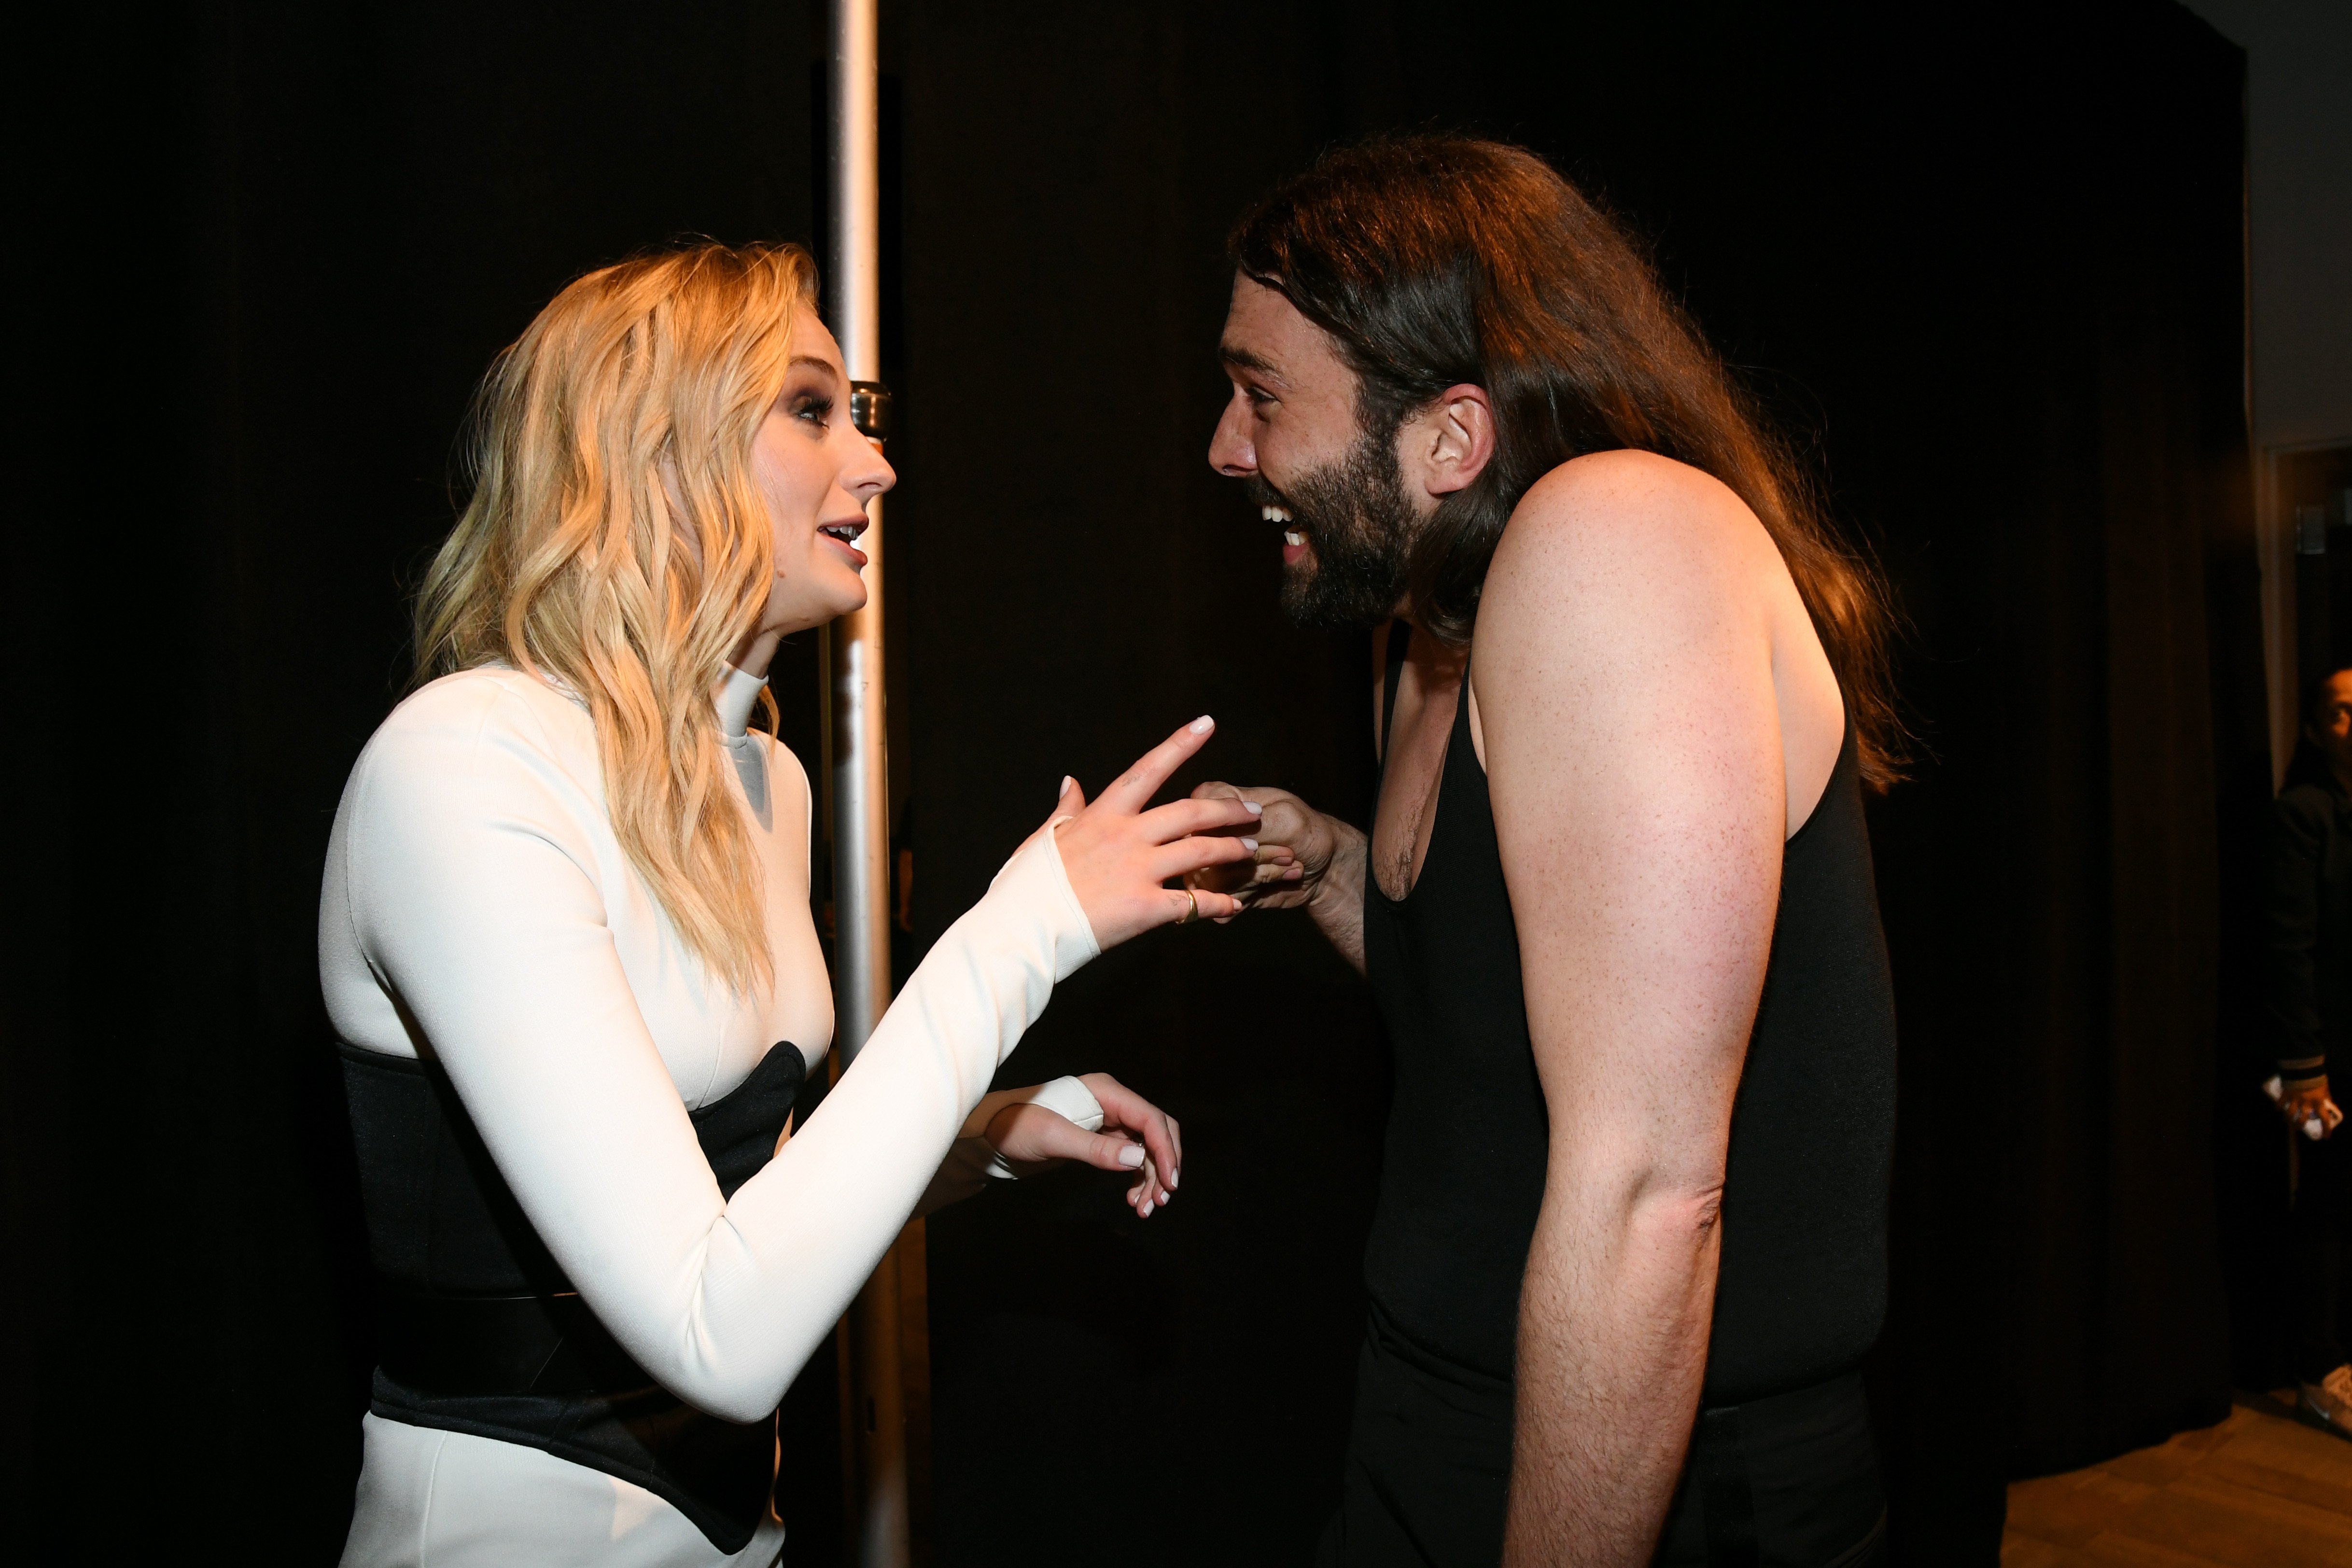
[1284,530,1305,547]
[1260,504,1293,525]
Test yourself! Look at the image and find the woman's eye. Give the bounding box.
[794,396,833,426]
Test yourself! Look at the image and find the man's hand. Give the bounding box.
[2282,1077,2346,1139]
[1185,782,1370,972]
[1184,783,1314,910]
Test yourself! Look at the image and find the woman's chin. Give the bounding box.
[764,581,868,637]
[828,575,871,617]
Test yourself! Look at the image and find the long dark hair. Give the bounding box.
[1231,136,1904,789]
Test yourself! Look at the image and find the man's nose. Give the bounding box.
[1208,398,1256,477]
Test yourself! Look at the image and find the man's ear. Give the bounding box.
[1402,383,1497,500]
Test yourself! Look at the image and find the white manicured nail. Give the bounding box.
[1190,715,1213,734]
[1168,1168,1178,1190]
[1119,1144,1145,1168]
[1060,775,1075,793]
[1245,800,1263,815]
[1242,838,1259,852]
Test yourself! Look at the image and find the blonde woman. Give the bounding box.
[322,243,1263,1567]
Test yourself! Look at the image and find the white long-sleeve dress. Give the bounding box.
[322,664,1103,1567]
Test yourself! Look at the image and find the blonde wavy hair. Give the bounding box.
[414,242,818,993]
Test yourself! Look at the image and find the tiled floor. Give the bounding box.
[2002,1392,2352,1568]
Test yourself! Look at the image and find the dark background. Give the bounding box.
[5,2,2264,1564]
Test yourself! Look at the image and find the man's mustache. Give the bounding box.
[1243,474,1288,511]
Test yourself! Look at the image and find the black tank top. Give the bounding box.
[1358,624,1896,1404]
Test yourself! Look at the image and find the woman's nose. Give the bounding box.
[841,428,896,496]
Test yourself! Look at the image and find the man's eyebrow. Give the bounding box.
[1219,342,1282,379]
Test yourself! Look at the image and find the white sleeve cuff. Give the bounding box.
[961,1075,1106,1179]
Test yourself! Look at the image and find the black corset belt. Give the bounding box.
[340,1038,808,1554]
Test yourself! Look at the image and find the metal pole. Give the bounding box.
[826,0,886,1080]
[824,4,911,1566]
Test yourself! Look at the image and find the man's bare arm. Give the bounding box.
[1479,452,1786,1566]
[1300,814,1367,972]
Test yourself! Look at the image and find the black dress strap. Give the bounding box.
[1379,619,1412,766]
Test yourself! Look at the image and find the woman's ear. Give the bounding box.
[1402,383,1497,500]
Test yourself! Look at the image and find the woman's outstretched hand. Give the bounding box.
[1048,717,1263,949]
[983,1073,1184,1215]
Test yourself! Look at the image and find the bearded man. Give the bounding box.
[1194,138,1901,1568]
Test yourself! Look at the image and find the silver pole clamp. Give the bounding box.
[850,381,893,442]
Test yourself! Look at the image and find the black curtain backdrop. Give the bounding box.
[6,4,2257,1565]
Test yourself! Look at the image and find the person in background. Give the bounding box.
[2265,665,2352,1436]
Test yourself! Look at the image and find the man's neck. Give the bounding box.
[1395,611,1468,683]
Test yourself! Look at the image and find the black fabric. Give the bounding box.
[1313,1304,1885,1568]
[1356,626,1896,1404]
[2260,777,2352,1080]
[1712,708,1899,1403]
[338,1040,806,1554]
[1313,1305,1512,1568]
[2288,1128,2352,1385]
[372,1286,644,1396]
[1698,1403,1763,1568]
[1353,627,1545,1383]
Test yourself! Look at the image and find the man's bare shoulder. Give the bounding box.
[1479,450,1772,655]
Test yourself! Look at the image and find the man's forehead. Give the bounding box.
[1218,340,1282,377]
[1220,275,1336,383]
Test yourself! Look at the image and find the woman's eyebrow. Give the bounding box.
[788,355,841,378]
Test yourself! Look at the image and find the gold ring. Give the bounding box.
[1180,888,1199,924]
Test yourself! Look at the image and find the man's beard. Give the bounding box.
[1257,427,1419,631]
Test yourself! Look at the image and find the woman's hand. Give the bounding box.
[983,1073,1184,1216]
[1048,718,1264,948]
[2282,1077,2346,1139]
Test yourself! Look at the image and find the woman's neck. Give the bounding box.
[731,628,784,679]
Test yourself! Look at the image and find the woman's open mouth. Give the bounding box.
[818,518,869,567]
